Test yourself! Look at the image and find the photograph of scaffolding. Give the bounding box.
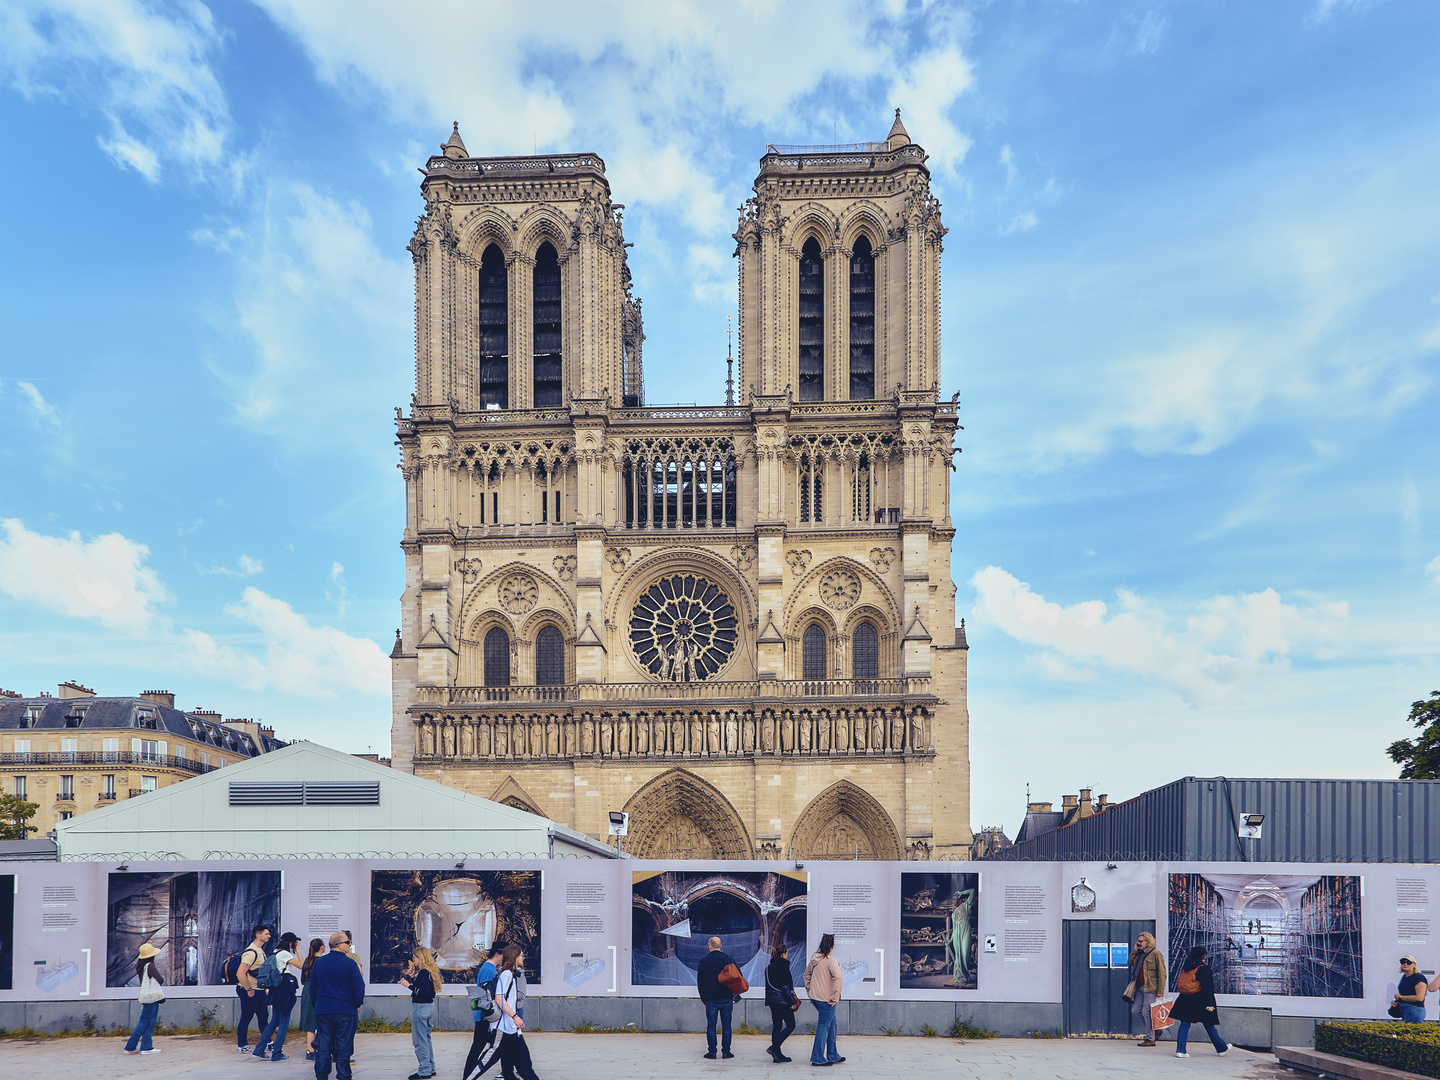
[1168,873,1362,998]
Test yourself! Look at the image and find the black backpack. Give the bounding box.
[221,951,245,985]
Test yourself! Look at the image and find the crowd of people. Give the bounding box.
[117,925,1440,1073]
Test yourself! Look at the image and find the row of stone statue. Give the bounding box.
[416,706,934,760]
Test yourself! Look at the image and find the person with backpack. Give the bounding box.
[252,931,303,1061]
[122,943,165,1055]
[463,946,503,1080]
[300,938,326,1061]
[494,945,541,1080]
[803,933,844,1067]
[696,935,737,1060]
[233,924,272,1055]
[1170,946,1229,1057]
[400,946,442,1079]
[763,942,799,1063]
[1128,932,1167,1047]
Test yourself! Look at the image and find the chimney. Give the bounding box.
[192,709,222,722]
[58,681,95,700]
[140,690,175,708]
[1097,794,1109,811]
[1027,801,1053,814]
[1079,787,1094,819]
[1061,794,1078,811]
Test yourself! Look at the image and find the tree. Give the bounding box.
[0,793,39,841]
[1388,691,1440,780]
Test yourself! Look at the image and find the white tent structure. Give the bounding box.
[54,741,617,860]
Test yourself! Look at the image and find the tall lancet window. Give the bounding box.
[802,624,827,680]
[484,627,511,687]
[477,244,509,408]
[849,235,875,400]
[532,242,563,408]
[798,237,824,401]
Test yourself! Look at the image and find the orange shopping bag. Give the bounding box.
[1150,997,1175,1030]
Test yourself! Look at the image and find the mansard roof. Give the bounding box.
[0,696,281,755]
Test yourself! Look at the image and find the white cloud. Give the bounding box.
[203,554,264,577]
[15,380,59,426]
[1129,11,1168,56]
[1426,555,1440,590]
[969,566,1350,705]
[0,518,169,631]
[0,0,233,183]
[999,144,1017,186]
[999,210,1038,235]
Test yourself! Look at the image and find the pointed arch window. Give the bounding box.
[849,235,875,400]
[535,625,565,686]
[533,242,563,407]
[484,626,511,687]
[798,237,824,401]
[478,244,509,408]
[802,624,827,681]
[852,621,879,687]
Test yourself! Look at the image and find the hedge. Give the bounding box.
[1314,1021,1440,1079]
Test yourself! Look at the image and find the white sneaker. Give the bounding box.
[141,1048,162,1055]
[1217,1046,1230,1056]
[237,1046,253,1054]
[1175,1051,1189,1058]
[123,1049,139,1054]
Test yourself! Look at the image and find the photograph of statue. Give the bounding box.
[899,872,978,989]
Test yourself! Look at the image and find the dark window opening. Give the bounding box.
[798,237,824,401]
[849,235,874,400]
[478,244,509,408]
[853,622,879,684]
[802,624,827,681]
[799,454,822,523]
[484,626,511,687]
[533,242,563,408]
[536,626,565,686]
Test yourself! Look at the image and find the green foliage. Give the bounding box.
[1315,1020,1440,1079]
[879,1025,905,1036]
[566,1021,636,1034]
[356,1015,410,1033]
[735,1022,762,1036]
[920,1023,939,1037]
[1388,690,1440,779]
[195,1005,223,1035]
[0,793,39,840]
[949,1018,997,1040]
[1028,1028,1063,1039]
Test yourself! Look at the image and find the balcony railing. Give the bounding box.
[415,676,933,707]
[55,792,75,802]
[98,792,117,801]
[0,751,215,775]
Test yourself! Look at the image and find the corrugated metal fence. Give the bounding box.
[985,777,1440,863]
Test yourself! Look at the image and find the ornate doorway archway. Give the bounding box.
[789,779,903,860]
[623,769,753,859]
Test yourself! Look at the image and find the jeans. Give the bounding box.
[314,1013,358,1080]
[1399,1002,1426,1023]
[704,1000,733,1054]
[1176,1020,1227,1053]
[464,1017,495,1078]
[768,1003,796,1051]
[237,985,270,1048]
[411,1001,437,1076]
[255,1004,293,1059]
[497,1032,540,1080]
[1130,991,1158,1038]
[811,1001,840,1064]
[125,1001,160,1052]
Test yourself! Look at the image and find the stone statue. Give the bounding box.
[891,712,905,752]
[911,710,925,752]
[495,721,509,758]
[834,712,849,753]
[618,714,632,755]
[547,717,560,757]
[798,713,811,752]
[478,720,492,757]
[706,712,721,755]
[760,712,775,752]
[780,712,793,753]
[724,712,738,753]
[741,714,755,753]
[871,711,884,751]
[635,715,649,755]
[671,713,685,754]
[689,713,703,755]
[600,717,614,755]
[580,717,594,755]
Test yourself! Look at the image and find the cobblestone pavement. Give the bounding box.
[0,1031,1296,1078]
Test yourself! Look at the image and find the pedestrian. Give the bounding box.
[696,935,736,1060]
[803,933,845,1068]
[1394,956,1429,1023]
[300,937,326,1061]
[494,945,541,1080]
[463,946,504,1080]
[253,931,303,1061]
[122,943,165,1056]
[235,924,273,1055]
[1129,932,1166,1047]
[1429,965,1440,1020]
[763,942,799,1063]
[310,930,366,1080]
[400,946,442,1079]
[1170,946,1229,1058]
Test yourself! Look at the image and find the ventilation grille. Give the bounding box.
[229,781,380,807]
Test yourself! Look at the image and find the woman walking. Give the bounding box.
[1170,946,1229,1058]
[494,945,541,1080]
[253,931,303,1061]
[400,946,442,1079]
[763,943,799,1063]
[122,943,165,1055]
[803,933,845,1067]
[299,937,325,1060]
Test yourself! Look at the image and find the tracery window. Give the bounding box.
[484,626,511,687]
[799,453,822,523]
[849,235,875,400]
[629,574,738,681]
[535,625,565,686]
[802,624,827,681]
[623,438,737,529]
[852,453,871,522]
[477,244,509,408]
[852,622,879,685]
[798,237,824,401]
[532,242,562,408]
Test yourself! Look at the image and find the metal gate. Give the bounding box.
[1062,919,1155,1036]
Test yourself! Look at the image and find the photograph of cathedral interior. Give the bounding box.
[391,114,970,861]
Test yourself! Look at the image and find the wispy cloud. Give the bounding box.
[202,554,264,577]
[14,380,59,426]
[999,210,1038,235]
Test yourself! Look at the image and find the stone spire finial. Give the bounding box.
[887,108,911,149]
[442,121,468,159]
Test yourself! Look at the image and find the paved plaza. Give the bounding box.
[0,1031,1295,1079]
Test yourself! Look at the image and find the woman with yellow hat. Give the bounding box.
[123,943,165,1055]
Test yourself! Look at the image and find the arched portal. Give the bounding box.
[623,768,753,859]
[789,779,903,861]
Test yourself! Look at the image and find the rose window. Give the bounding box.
[629,574,738,681]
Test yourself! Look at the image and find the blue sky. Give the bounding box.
[1,0,1436,836]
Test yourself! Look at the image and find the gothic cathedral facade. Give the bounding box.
[390,114,971,859]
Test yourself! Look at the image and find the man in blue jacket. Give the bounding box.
[310,930,366,1080]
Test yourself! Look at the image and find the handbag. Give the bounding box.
[718,962,749,995]
[138,971,165,1005]
[1387,1003,1403,1019]
[1121,979,1137,1004]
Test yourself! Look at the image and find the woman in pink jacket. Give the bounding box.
[803,934,845,1067]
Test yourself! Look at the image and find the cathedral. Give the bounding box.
[389,112,971,860]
